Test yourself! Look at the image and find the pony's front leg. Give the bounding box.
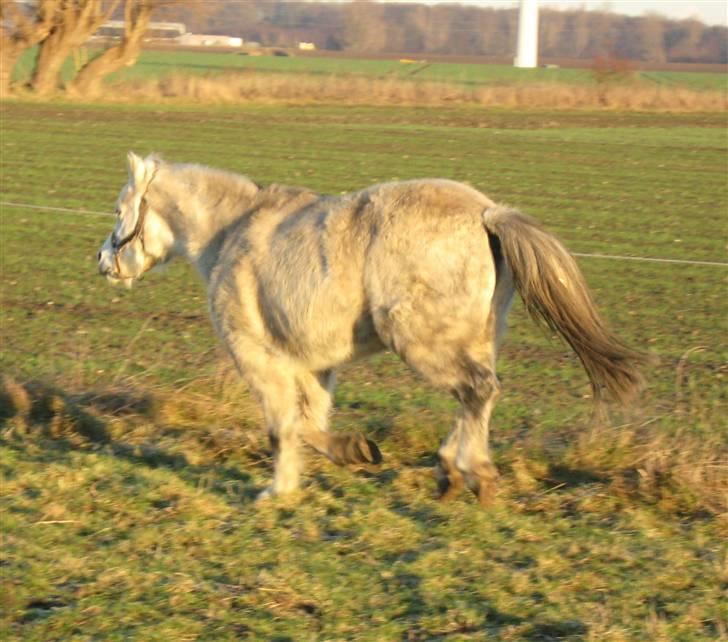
[256,373,301,500]
[226,336,303,499]
[298,369,382,466]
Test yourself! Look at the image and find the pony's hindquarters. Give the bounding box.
[363,195,506,504]
[482,205,646,405]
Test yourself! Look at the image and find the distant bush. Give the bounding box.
[591,55,636,84]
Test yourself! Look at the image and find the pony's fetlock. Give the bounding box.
[464,461,499,506]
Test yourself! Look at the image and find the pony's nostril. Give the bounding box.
[97,251,101,261]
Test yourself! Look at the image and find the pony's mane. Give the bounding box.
[160,159,260,199]
[146,158,263,248]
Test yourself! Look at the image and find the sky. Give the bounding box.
[386,1,728,27]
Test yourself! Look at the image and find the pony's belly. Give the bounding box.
[291,310,384,370]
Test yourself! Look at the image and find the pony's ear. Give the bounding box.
[126,152,146,186]
[126,151,155,188]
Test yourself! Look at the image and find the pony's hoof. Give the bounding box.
[364,439,383,465]
[435,464,464,501]
[466,463,499,507]
[475,483,497,507]
[437,481,463,502]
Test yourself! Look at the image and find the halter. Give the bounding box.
[112,168,157,277]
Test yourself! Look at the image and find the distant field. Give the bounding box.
[12,47,728,92]
[1,101,726,641]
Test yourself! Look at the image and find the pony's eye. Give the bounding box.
[115,208,121,217]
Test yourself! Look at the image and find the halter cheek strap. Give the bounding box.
[112,196,150,253]
[112,167,157,276]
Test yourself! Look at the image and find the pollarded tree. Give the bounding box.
[0,0,58,96]
[68,0,152,96]
[31,0,123,96]
[31,0,208,97]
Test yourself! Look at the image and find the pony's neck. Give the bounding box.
[158,164,260,282]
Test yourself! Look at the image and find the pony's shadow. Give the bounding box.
[3,384,591,640]
[1,384,262,503]
[108,440,259,502]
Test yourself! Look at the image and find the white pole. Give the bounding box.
[514,0,539,68]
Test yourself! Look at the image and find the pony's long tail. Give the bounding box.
[483,205,646,405]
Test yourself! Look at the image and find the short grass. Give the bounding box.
[1,101,726,641]
[11,48,728,92]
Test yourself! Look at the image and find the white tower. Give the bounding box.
[514,0,539,68]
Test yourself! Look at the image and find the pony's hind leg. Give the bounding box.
[435,415,465,500]
[448,357,501,505]
[429,350,500,505]
[298,370,382,466]
[373,304,501,504]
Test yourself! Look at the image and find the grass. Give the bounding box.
[13,48,728,92]
[1,100,727,640]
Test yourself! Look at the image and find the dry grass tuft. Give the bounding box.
[502,414,727,518]
[96,72,728,112]
[562,421,726,516]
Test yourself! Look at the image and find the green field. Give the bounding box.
[12,48,728,92]
[1,101,726,641]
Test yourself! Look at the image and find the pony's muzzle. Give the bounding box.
[97,238,116,277]
[98,257,113,276]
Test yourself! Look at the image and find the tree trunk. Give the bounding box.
[30,0,122,96]
[0,0,59,96]
[31,29,73,96]
[0,44,20,97]
[69,46,130,96]
[69,4,152,97]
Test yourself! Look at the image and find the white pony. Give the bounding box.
[98,153,644,504]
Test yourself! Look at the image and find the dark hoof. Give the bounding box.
[364,438,383,465]
[437,477,464,502]
[435,463,464,502]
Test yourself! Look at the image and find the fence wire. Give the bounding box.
[2,199,726,268]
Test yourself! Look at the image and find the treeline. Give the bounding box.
[173,1,727,64]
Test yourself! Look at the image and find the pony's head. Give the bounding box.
[97,152,175,287]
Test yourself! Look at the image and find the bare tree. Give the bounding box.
[68,0,152,96]
[0,0,58,96]
[31,0,122,96]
